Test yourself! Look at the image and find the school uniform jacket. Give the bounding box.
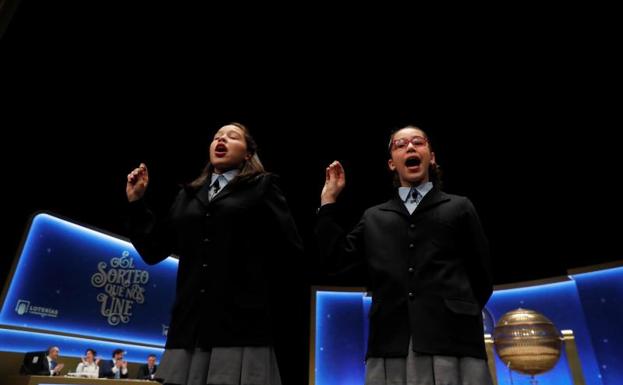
[316,187,492,359]
[127,173,303,349]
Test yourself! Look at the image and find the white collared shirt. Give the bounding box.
[398,181,433,214]
[76,361,99,378]
[111,359,128,376]
[209,169,240,191]
[47,356,54,376]
[208,169,240,200]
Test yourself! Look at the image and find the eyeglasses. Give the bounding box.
[390,135,428,150]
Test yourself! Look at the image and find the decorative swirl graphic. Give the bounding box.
[91,263,107,287]
[93,251,148,327]
[97,293,109,315]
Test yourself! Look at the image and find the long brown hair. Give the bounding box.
[388,125,443,188]
[187,122,266,191]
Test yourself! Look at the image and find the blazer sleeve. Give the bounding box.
[98,360,112,378]
[262,175,304,257]
[38,358,52,376]
[135,365,148,379]
[315,203,365,275]
[461,197,493,309]
[126,190,183,265]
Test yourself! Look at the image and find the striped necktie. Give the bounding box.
[209,176,224,200]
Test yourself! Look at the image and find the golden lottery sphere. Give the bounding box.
[493,308,562,375]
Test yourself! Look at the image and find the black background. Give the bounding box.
[1,2,621,383]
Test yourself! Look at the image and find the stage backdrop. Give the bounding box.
[311,263,623,385]
[0,213,178,362]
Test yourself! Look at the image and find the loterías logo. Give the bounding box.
[90,251,150,326]
[14,299,59,318]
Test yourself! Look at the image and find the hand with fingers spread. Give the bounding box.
[321,160,346,206]
[53,363,64,374]
[126,163,149,202]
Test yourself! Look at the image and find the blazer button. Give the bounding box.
[408,267,415,274]
[409,243,414,249]
[410,224,415,229]
[408,292,415,299]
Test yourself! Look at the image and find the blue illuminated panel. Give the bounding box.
[0,213,178,349]
[315,292,369,385]
[571,267,623,385]
[314,265,623,385]
[487,280,602,385]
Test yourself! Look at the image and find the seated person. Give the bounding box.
[20,346,64,376]
[99,349,128,379]
[136,354,158,380]
[75,348,100,378]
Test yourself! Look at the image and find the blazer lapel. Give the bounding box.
[378,187,451,219]
[379,193,411,219]
[195,182,212,208]
[194,179,237,208]
[412,187,450,217]
[208,182,235,205]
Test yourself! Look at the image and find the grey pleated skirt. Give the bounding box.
[365,340,493,385]
[155,347,281,385]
